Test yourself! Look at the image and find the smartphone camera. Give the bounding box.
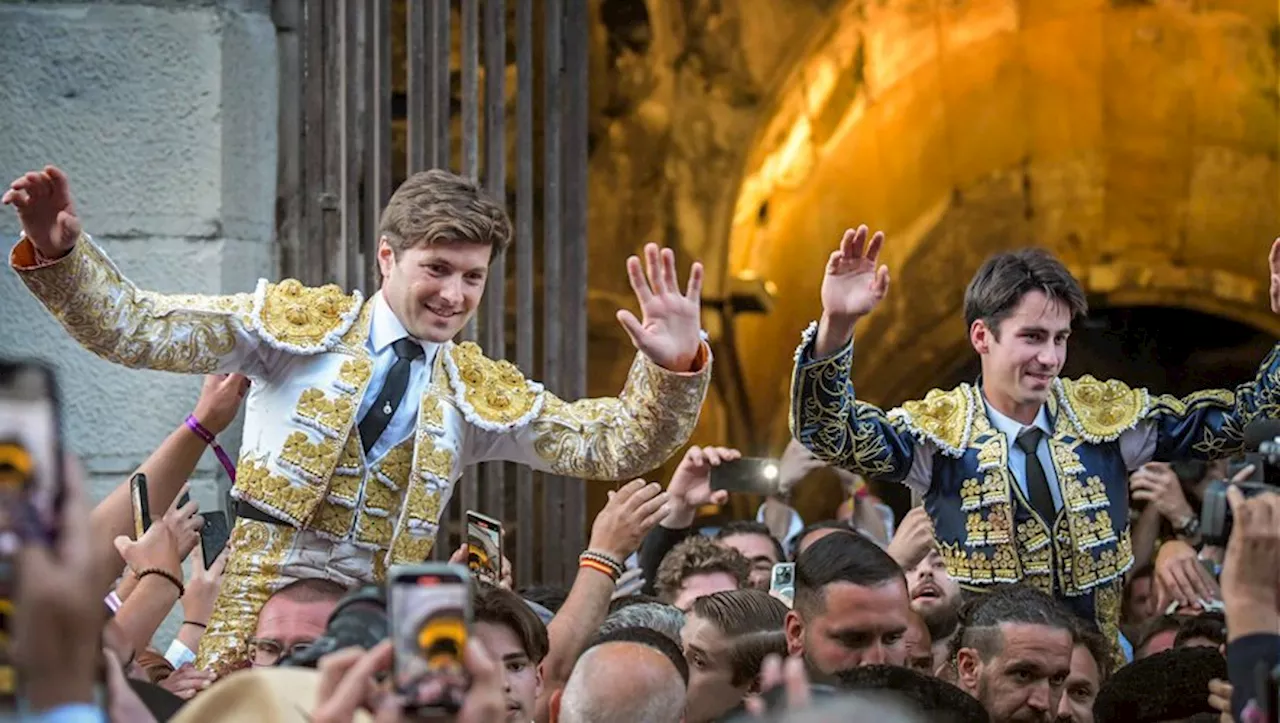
[770,563,796,604]
[390,564,471,714]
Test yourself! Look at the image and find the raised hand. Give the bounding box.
[193,374,251,436]
[2,166,82,260]
[822,226,890,321]
[662,445,739,528]
[617,243,704,372]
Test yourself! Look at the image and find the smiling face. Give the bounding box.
[378,239,491,343]
[972,290,1072,424]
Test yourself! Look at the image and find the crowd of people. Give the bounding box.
[1,165,1278,722]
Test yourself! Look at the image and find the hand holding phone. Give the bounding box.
[130,474,151,540]
[389,563,471,715]
[465,511,503,584]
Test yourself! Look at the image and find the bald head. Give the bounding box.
[558,642,686,723]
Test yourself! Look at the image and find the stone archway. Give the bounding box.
[713,0,1280,451]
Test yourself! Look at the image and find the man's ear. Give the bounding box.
[376,236,395,281]
[784,609,805,658]
[955,647,983,696]
[970,319,991,355]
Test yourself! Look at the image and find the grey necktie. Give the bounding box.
[1015,428,1057,525]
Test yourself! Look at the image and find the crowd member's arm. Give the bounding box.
[1220,486,1280,722]
[886,506,934,570]
[1130,462,1200,547]
[639,445,735,595]
[536,479,669,721]
[14,458,106,722]
[1129,503,1164,573]
[111,504,188,653]
[166,545,230,670]
[89,374,246,594]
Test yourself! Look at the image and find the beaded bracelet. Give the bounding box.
[579,550,625,579]
[136,568,185,598]
[579,558,620,581]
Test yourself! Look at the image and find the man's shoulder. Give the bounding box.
[252,279,365,354]
[441,341,546,432]
[889,383,977,457]
[1055,375,1150,442]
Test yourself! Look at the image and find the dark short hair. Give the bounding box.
[952,584,1076,663]
[1173,612,1226,650]
[793,531,904,618]
[834,665,990,723]
[963,248,1087,335]
[474,583,550,664]
[1133,614,1183,658]
[588,625,690,686]
[1093,647,1225,723]
[1073,622,1116,682]
[691,589,789,686]
[715,521,786,563]
[790,520,855,558]
[519,585,570,614]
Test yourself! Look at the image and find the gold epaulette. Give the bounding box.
[1056,376,1149,443]
[251,279,364,354]
[443,341,545,432]
[889,384,977,458]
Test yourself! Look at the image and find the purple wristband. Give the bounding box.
[186,415,236,482]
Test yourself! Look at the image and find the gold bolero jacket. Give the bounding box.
[12,236,713,564]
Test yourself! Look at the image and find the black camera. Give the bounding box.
[1199,421,1280,547]
[278,584,388,668]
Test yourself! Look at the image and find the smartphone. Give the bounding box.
[770,562,796,604]
[465,511,503,584]
[0,360,65,704]
[130,473,151,540]
[200,511,231,569]
[389,563,471,714]
[710,458,781,496]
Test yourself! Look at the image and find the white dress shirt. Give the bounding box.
[982,400,1064,511]
[357,293,440,462]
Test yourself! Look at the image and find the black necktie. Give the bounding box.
[1015,428,1058,525]
[358,337,425,455]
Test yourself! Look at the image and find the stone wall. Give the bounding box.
[0,0,278,646]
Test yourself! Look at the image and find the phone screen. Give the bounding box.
[0,361,64,703]
[130,473,151,540]
[0,361,64,543]
[390,564,471,714]
[200,511,231,569]
[710,458,781,496]
[466,511,503,583]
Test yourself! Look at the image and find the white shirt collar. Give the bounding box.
[982,395,1053,443]
[368,292,436,358]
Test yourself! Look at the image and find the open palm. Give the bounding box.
[821,225,890,320]
[617,243,704,372]
[2,166,82,259]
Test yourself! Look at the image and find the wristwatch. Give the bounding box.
[1175,513,1201,539]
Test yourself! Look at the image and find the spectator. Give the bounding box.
[1132,614,1182,660]
[951,584,1075,723]
[473,583,549,723]
[1054,627,1111,723]
[904,610,934,676]
[786,531,911,679]
[246,578,346,667]
[598,601,686,646]
[682,589,788,723]
[905,547,963,669]
[1120,564,1157,640]
[551,629,688,723]
[715,520,785,590]
[1093,647,1226,723]
[655,535,750,611]
[1171,612,1226,652]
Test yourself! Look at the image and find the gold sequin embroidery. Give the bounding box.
[377,443,414,492]
[362,477,399,514]
[1058,376,1148,442]
[293,388,357,438]
[895,385,973,455]
[335,358,374,394]
[356,512,394,548]
[278,431,343,484]
[449,341,542,426]
[234,458,325,526]
[257,279,360,349]
[414,440,455,482]
[312,500,357,538]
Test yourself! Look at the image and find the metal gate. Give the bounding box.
[273,0,589,585]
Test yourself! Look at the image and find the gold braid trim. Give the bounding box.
[251,279,363,355]
[1055,376,1149,443]
[888,384,977,458]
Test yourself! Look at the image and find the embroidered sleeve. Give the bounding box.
[11,235,361,375]
[788,322,918,483]
[456,343,713,480]
[1145,342,1280,460]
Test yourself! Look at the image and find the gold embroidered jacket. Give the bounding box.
[788,321,1280,647]
[12,236,712,565]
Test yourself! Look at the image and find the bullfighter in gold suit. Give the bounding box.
[5,166,712,672]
